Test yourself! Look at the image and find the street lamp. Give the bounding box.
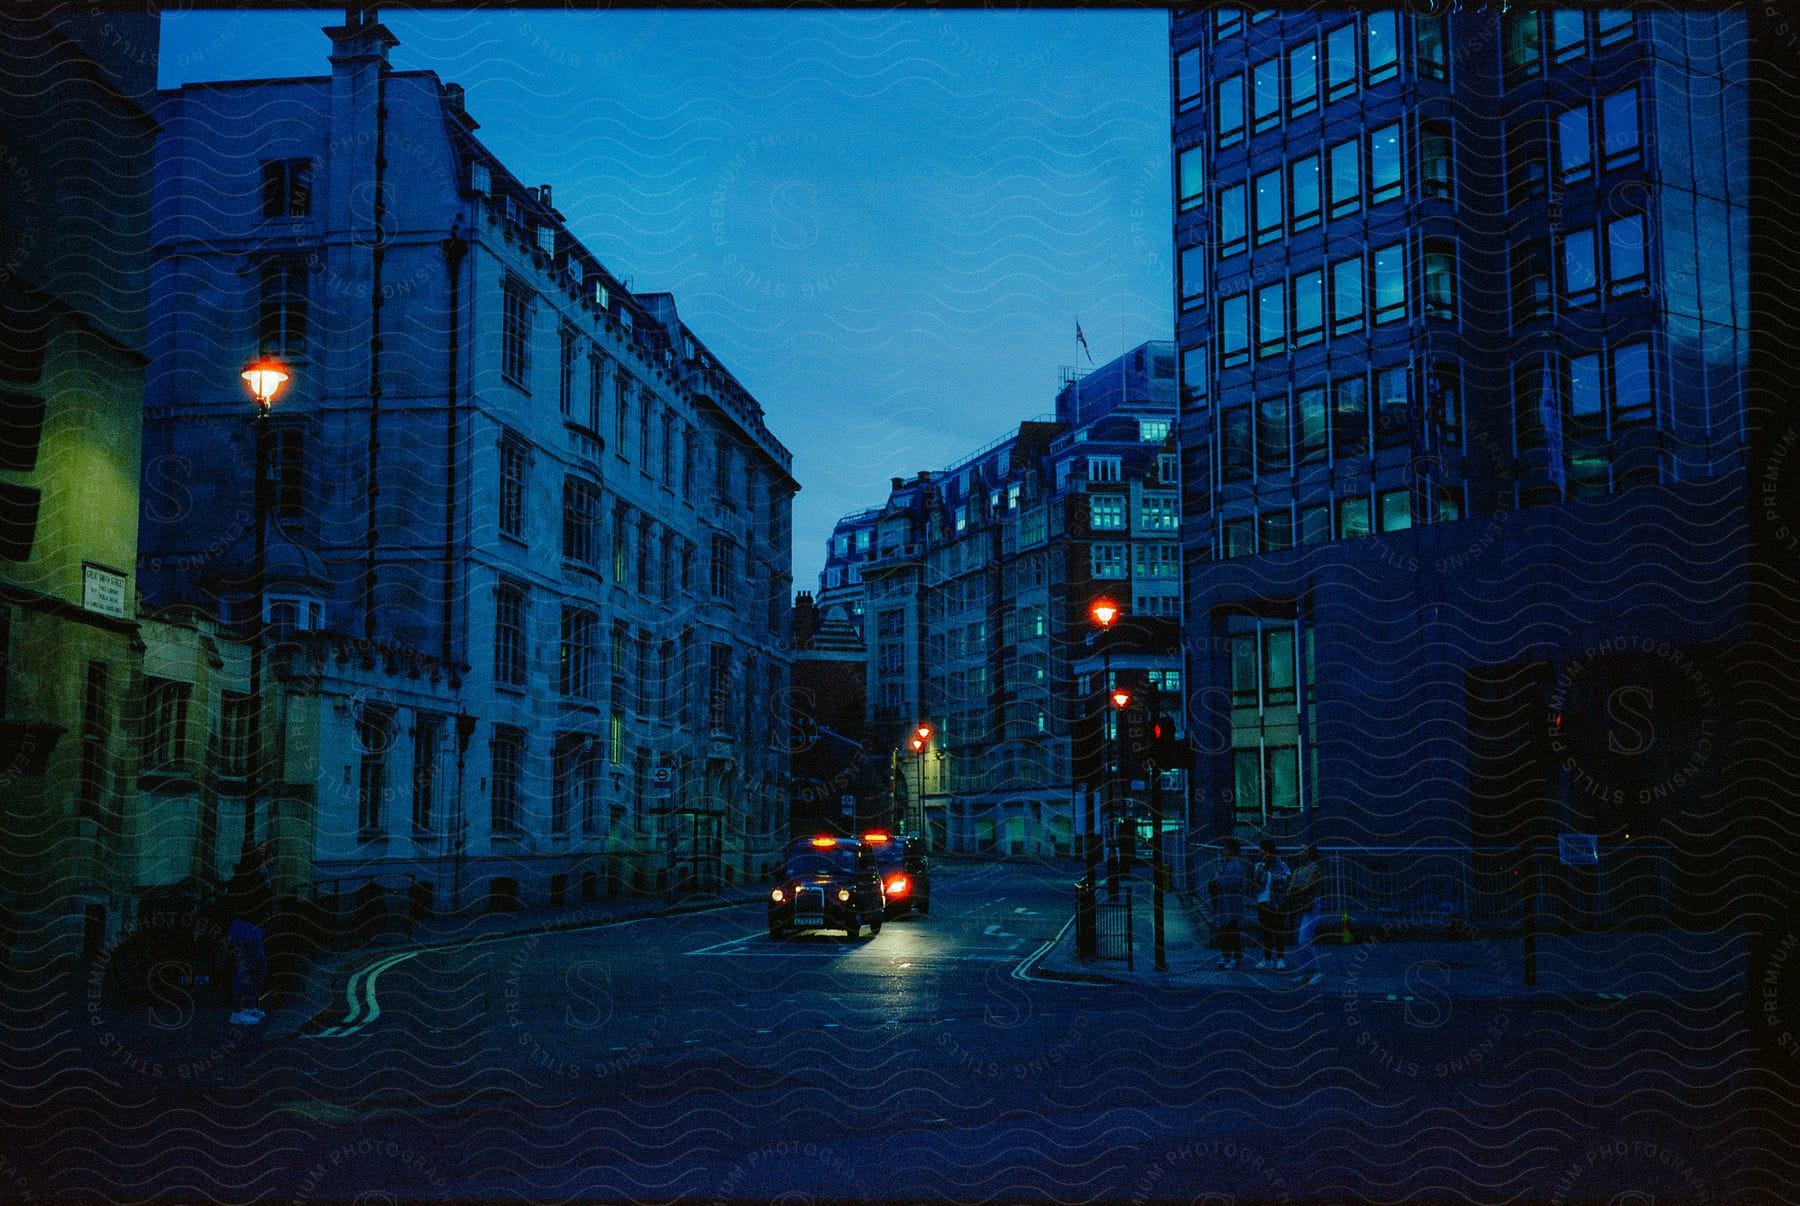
[909,723,932,841]
[1088,596,1122,895]
[239,358,288,858]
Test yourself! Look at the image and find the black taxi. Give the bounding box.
[768,836,886,940]
[860,830,931,919]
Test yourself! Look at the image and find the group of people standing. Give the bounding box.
[1207,838,1326,987]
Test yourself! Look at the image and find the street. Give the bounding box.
[1,859,1761,1202]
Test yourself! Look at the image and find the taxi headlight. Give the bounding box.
[836,888,851,903]
[770,888,785,903]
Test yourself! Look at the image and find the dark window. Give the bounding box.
[141,677,190,773]
[1503,10,1541,86]
[1416,15,1448,81]
[356,708,392,836]
[1331,254,1364,335]
[1256,394,1290,476]
[0,481,41,561]
[1556,103,1592,185]
[1611,342,1654,426]
[501,277,531,388]
[1606,214,1647,296]
[1425,360,1463,451]
[1300,504,1332,545]
[0,391,46,472]
[710,534,735,600]
[1369,122,1402,204]
[412,715,439,833]
[78,662,110,820]
[1216,74,1245,148]
[1423,238,1458,322]
[1601,88,1640,169]
[1181,343,1209,409]
[1259,509,1293,552]
[1512,239,1553,324]
[559,325,577,417]
[1371,242,1406,324]
[1419,118,1452,199]
[1513,354,1556,451]
[1287,39,1318,117]
[1375,365,1410,450]
[562,476,601,567]
[1290,155,1321,232]
[258,259,308,355]
[1220,406,1253,483]
[1221,518,1255,559]
[1220,292,1250,369]
[1214,8,1242,42]
[1178,145,1205,211]
[708,644,732,732]
[1179,245,1206,310]
[217,689,251,780]
[1562,227,1598,307]
[1328,138,1361,217]
[1253,57,1282,133]
[1256,282,1286,359]
[494,581,527,686]
[490,727,524,835]
[1219,183,1247,257]
[1595,10,1634,46]
[560,607,599,701]
[1568,351,1603,432]
[1332,375,1368,458]
[1337,495,1371,538]
[1551,10,1587,62]
[1296,386,1329,465]
[1176,48,1202,111]
[1324,22,1358,102]
[499,437,527,538]
[587,352,605,431]
[1253,168,1283,244]
[268,427,305,521]
[1507,118,1548,205]
[261,159,312,219]
[1365,10,1398,84]
[1292,270,1324,348]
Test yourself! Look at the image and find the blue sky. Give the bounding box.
[159,8,1173,594]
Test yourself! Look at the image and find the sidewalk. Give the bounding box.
[1026,877,1747,1002]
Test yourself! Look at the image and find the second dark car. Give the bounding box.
[860,831,930,919]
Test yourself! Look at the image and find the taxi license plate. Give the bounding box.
[794,913,824,926]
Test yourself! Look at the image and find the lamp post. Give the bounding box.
[239,358,288,860]
[909,722,932,842]
[1088,597,1121,897]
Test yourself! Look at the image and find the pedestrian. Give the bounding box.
[1206,838,1247,970]
[1286,843,1326,987]
[1252,839,1291,970]
[223,841,273,1025]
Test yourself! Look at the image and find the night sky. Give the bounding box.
[157,7,1173,594]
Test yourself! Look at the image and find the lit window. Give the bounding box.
[1369,122,1402,204]
[1337,495,1372,539]
[1601,88,1640,169]
[1219,183,1247,257]
[1214,8,1242,41]
[1290,155,1321,232]
[1253,57,1282,133]
[1562,227,1598,306]
[1503,10,1542,85]
[1292,271,1324,348]
[1551,10,1587,61]
[1379,489,1411,532]
[1256,282,1286,358]
[1331,255,1364,335]
[1090,542,1128,579]
[1423,238,1458,322]
[1287,39,1318,116]
[1138,492,1180,531]
[1606,213,1647,296]
[1090,495,1125,530]
[1178,146,1205,211]
[1220,293,1250,369]
[1300,504,1332,545]
[1568,352,1603,433]
[1365,11,1398,84]
[1133,543,1182,578]
[1371,242,1406,324]
[1324,22,1358,102]
[1556,103,1592,185]
[1139,419,1171,442]
[1254,168,1284,244]
[1595,10,1634,45]
[1181,343,1210,409]
[1216,74,1245,147]
[1329,138,1361,218]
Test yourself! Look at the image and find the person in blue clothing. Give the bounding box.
[1285,843,1326,987]
[223,841,273,1025]
[1252,838,1292,970]
[1207,837,1247,970]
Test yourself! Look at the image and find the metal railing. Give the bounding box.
[1076,879,1134,968]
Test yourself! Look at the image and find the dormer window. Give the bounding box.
[594,281,609,310]
[536,225,556,256]
[470,162,492,195]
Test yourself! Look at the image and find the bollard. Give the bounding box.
[1075,878,1097,959]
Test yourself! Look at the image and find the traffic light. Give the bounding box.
[1148,699,1192,769]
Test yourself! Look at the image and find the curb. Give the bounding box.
[1016,913,1139,987]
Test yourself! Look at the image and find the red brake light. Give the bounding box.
[886,875,910,898]
[863,832,890,844]
[809,836,837,848]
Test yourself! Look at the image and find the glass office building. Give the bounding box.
[1171,9,1751,852]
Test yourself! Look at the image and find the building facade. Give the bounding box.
[0,9,160,963]
[822,342,1183,858]
[1171,9,1751,856]
[142,14,797,909]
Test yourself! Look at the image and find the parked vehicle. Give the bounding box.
[861,830,931,919]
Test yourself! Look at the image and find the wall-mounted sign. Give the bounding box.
[82,562,128,619]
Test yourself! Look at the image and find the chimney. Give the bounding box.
[538,184,553,210]
[326,6,398,67]
[890,477,904,492]
[444,82,465,114]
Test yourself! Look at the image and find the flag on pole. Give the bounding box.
[1076,318,1094,365]
[1539,358,1566,496]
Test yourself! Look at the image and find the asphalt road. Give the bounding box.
[0,859,1769,1201]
